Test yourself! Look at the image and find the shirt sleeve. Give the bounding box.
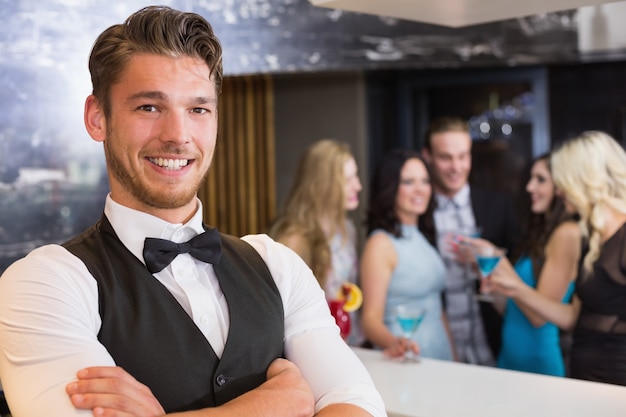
[1,237,387,417]
[242,234,387,417]
[0,245,114,417]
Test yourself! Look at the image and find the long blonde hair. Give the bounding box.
[270,139,354,286]
[551,131,626,274]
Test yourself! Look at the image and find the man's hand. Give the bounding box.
[256,358,315,417]
[178,358,315,417]
[66,366,165,417]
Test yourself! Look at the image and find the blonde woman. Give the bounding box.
[489,131,626,385]
[271,140,363,341]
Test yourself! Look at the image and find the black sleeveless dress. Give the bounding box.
[570,223,626,386]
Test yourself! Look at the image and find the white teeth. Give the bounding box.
[149,158,189,170]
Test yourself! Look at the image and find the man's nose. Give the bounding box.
[159,111,190,144]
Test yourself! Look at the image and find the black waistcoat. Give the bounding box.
[63,215,284,412]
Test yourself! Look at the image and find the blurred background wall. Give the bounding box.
[1,0,625,271]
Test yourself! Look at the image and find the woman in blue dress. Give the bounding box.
[487,153,581,376]
[490,132,626,386]
[360,149,455,360]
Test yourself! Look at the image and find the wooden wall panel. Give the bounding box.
[199,75,276,236]
[199,75,276,237]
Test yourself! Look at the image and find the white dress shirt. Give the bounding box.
[0,195,386,417]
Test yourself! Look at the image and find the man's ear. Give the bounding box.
[84,95,106,143]
[421,147,431,164]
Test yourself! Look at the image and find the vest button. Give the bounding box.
[216,374,227,386]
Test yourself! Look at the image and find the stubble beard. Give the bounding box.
[104,131,203,210]
[437,170,467,196]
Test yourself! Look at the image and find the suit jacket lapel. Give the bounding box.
[470,187,490,238]
[470,187,483,226]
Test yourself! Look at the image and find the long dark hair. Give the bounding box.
[514,152,577,278]
[366,149,437,246]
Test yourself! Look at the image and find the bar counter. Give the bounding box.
[352,347,626,417]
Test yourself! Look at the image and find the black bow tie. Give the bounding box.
[143,228,222,274]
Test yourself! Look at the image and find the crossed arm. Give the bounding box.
[0,241,384,417]
[66,358,370,417]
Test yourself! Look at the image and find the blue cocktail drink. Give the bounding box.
[395,304,426,362]
[472,245,506,302]
[476,255,502,277]
[397,315,425,335]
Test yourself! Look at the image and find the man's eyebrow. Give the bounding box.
[125,91,216,105]
[126,91,167,103]
[191,96,218,105]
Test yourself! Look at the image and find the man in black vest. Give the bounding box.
[0,6,385,417]
[422,116,520,366]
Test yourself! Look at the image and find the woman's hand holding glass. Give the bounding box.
[486,256,525,298]
[384,335,421,360]
[461,238,508,300]
[439,227,482,265]
[455,236,478,265]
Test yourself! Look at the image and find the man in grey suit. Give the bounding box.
[422,116,520,365]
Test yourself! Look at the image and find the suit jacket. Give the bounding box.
[470,186,521,357]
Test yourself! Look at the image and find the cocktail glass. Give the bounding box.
[328,299,351,341]
[395,304,426,362]
[472,245,506,302]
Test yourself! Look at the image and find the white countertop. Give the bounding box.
[352,347,626,417]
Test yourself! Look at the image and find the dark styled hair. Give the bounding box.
[423,116,470,151]
[514,152,577,278]
[367,149,437,246]
[88,6,223,118]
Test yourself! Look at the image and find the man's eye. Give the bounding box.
[138,105,157,112]
[192,108,210,114]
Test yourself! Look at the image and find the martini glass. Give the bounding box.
[472,245,506,302]
[395,303,426,362]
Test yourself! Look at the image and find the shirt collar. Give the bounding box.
[435,183,471,209]
[103,194,206,264]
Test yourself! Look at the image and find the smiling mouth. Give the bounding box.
[148,157,189,171]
